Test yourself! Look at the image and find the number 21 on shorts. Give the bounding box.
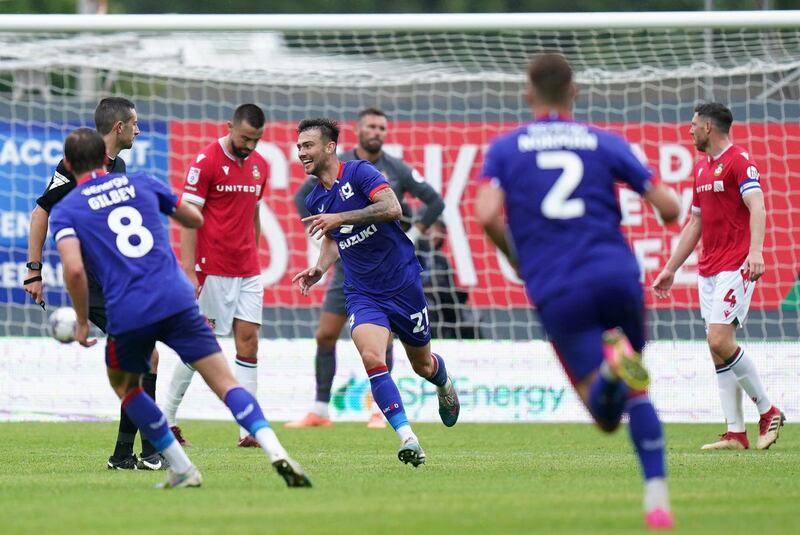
[410,307,429,334]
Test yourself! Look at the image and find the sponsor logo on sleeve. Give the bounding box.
[48,171,71,190]
[186,167,201,185]
[746,165,760,180]
[411,168,425,183]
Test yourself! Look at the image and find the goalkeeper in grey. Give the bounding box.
[286,107,444,429]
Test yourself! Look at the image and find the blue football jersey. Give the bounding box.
[304,160,422,297]
[49,171,197,334]
[481,116,653,307]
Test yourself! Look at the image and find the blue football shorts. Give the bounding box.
[536,277,646,385]
[345,278,431,347]
[105,306,221,374]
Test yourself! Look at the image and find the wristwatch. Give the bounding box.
[26,261,43,271]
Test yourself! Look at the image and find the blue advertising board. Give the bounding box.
[0,120,169,306]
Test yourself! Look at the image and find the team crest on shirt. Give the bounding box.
[252,164,261,180]
[340,182,354,200]
[714,162,724,176]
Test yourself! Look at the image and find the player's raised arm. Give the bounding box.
[302,187,402,239]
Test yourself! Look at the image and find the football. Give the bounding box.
[48,307,77,343]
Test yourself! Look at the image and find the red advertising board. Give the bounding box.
[169,121,800,310]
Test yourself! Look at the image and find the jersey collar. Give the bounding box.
[707,142,734,162]
[77,168,108,185]
[535,112,573,122]
[218,137,247,164]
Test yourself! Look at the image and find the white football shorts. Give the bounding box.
[698,260,755,327]
[197,274,263,336]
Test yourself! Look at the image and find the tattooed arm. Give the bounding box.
[302,188,402,239]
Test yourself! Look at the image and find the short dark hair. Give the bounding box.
[94,97,135,135]
[232,103,266,129]
[64,128,106,175]
[694,102,733,134]
[527,52,573,106]
[297,118,340,144]
[358,107,388,121]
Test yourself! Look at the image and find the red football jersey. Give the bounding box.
[182,138,268,278]
[691,143,763,277]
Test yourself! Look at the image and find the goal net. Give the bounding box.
[0,13,798,423]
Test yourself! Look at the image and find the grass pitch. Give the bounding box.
[0,421,797,534]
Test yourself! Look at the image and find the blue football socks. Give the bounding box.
[627,394,666,480]
[368,365,409,430]
[224,385,271,435]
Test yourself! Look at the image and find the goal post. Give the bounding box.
[0,11,798,423]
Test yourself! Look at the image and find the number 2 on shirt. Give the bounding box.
[538,151,586,220]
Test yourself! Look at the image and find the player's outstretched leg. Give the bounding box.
[163,362,196,447]
[429,353,459,427]
[627,393,673,530]
[602,329,649,391]
[405,343,460,428]
[223,386,312,487]
[120,386,201,489]
[190,350,312,488]
[367,364,426,467]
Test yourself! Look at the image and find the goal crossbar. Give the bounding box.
[1,11,800,33]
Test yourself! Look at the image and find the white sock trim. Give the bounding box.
[396,424,416,444]
[254,427,288,463]
[161,440,193,473]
